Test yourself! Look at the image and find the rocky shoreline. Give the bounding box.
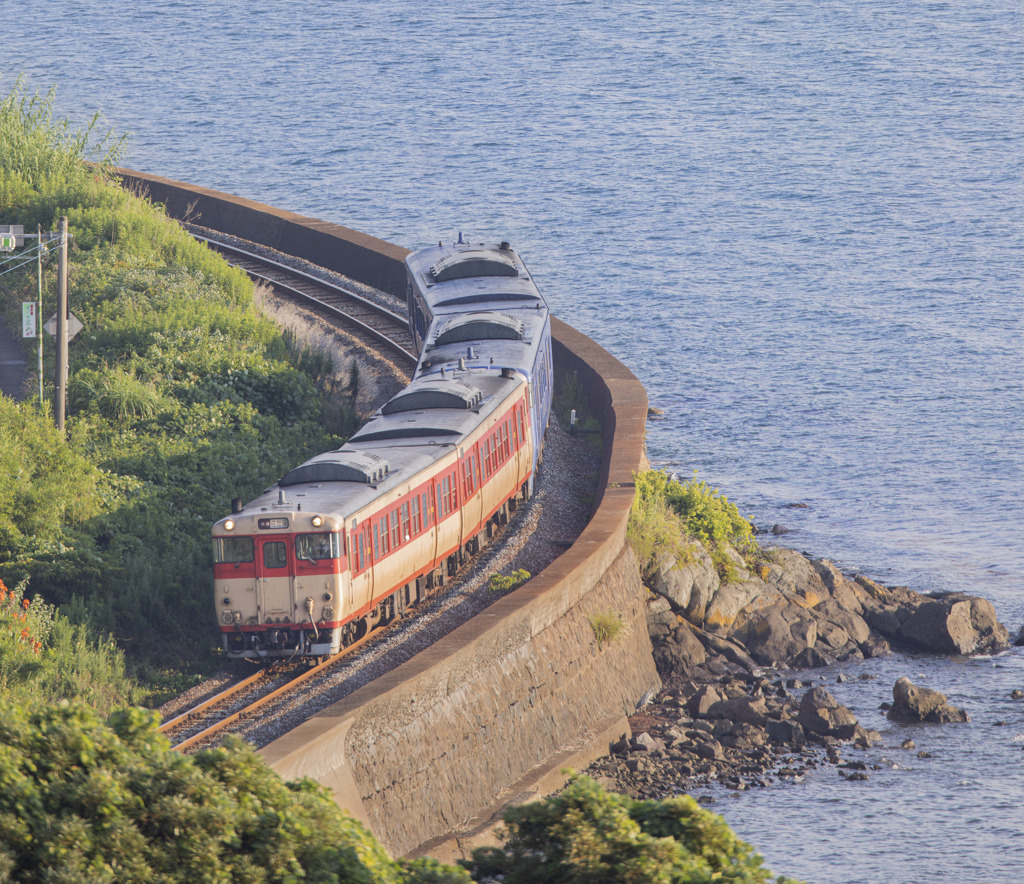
[585,541,1013,800]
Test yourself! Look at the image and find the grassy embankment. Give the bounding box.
[0,79,356,708]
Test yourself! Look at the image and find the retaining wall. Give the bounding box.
[115,169,657,857]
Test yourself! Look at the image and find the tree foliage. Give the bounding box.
[0,699,470,883]
[463,774,798,883]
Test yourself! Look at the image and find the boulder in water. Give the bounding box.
[887,676,969,724]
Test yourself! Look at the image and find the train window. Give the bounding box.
[372,524,380,560]
[441,476,450,515]
[423,492,431,528]
[518,404,526,442]
[263,541,287,570]
[295,533,338,562]
[511,414,519,449]
[390,511,400,548]
[354,533,362,571]
[214,536,254,564]
[411,496,421,534]
[401,503,411,541]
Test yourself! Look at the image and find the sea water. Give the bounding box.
[3,2,1022,881]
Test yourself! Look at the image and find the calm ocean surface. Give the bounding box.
[4,2,1022,880]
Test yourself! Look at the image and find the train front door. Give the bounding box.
[254,535,295,625]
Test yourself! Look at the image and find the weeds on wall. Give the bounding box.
[588,611,628,649]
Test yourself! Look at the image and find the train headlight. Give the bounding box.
[222,597,231,606]
[224,519,235,531]
[322,592,333,602]
[311,515,324,527]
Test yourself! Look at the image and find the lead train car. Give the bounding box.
[212,240,553,659]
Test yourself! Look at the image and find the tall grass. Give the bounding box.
[0,75,125,218]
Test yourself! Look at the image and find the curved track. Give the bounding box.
[158,628,378,752]
[190,231,417,367]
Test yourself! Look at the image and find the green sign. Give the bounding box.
[0,233,15,252]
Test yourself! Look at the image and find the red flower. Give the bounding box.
[22,599,30,610]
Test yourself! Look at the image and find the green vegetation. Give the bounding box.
[0,577,137,713]
[0,702,797,883]
[463,774,798,883]
[0,78,352,699]
[628,470,761,582]
[0,698,470,883]
[589,610,628,648]
[488,569,531,594]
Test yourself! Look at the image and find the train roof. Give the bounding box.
[405,240,547,316]
[415,308,548,380]
[229,371,524,525]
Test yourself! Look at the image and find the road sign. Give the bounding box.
[22,303,37,338]
[0,225,25,251]
[44,312,84,341]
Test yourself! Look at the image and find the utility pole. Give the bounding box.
[37,224,44,411]
[55,216,68,432]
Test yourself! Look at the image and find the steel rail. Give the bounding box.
[165,625,381,752]
[190,232,417,367]
[157,668,269,734]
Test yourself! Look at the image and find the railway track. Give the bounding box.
[158,626,381,752]
[188,229,417,368]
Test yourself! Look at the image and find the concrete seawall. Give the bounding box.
[114,168,658,857]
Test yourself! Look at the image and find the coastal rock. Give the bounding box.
[705,695,768,727]
[732,603,816,667]
[651,547,719,622]
[651,620,707,679]
[797,687,860,739]
[898,594,1009,656]
[704,579,781,632]
[887,676,970,724]
[687,684,723,717]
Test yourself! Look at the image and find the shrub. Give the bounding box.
[0,698,472,883]
[0,577,137,713]
[0,79,348,682]
[629,470,759,581]
[462,774,800,883]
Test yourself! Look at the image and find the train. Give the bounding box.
[212,238,553,659]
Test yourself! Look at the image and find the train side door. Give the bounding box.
[254,535,294,625]
[348,521,374,617]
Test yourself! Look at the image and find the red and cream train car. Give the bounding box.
[212,240,552,659]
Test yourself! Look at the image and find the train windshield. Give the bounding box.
[214,536,254,564]
[295,532,341,562]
